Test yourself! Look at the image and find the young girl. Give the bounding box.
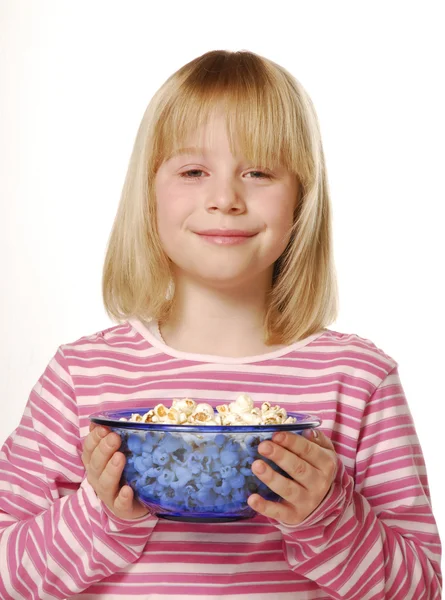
[0,49,441,599]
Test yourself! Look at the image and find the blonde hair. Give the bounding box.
[102,49,339,346]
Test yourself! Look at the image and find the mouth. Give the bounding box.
[195,229,258,237]
[194,229,258,246]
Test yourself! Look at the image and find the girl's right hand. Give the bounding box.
[81,422,151,520]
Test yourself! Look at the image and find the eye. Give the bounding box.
[247,171,272,179]
[179,169,273,180]
[180,169,205,179]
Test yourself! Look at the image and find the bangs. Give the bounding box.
[150,51,309,182]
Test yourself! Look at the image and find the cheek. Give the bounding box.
[264,202,295,237]
[261,203,295,259]
[157,208,179,256]
[156,187,189,237]
[155,198,197,266]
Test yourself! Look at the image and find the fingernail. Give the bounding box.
[106,434,119,447]
[253,461,266,474]
[259,442,272,456]
[303,428,318,439]
[98,427,108,437]
[273,432,285,443]
[111,454,120,466]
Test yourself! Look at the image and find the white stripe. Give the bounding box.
[126,560,290,574]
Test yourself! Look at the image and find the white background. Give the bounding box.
[1,0,444,562]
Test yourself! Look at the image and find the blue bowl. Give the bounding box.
[89,409,322,522]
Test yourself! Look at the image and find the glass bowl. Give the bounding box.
[89,408,322,522]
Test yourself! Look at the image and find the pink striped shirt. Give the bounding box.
[0,318,442,599]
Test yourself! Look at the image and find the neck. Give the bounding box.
[158,272,284,357]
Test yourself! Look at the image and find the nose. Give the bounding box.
[204,179,246,214]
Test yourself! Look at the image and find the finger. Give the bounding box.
[300,430,338,480]
[88,431,121,477]
[247,493,298,525]
[113,484,135,514]
[96,451,126,505]
[301,428,336,452]
[257,438,317,489]
[270,431,329,470]
[82,426,109,466]
[251,458,303,504]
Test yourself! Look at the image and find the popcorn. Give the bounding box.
[276,408,287,421]
[121,413,144,422]
[233,393,254,413]
[236,412,262,425]
[188,411,216,425]
[263,415,283,425]
[172,398,196,416]
[262,408,287,422]
[187,402,217,425]
[118,395,297,426]
[166,408,184,424]
[191,403,214,418]
[153,404,169,421]
[219,413,245,426]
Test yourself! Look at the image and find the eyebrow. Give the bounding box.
[165,147,208,162]
[164,147,284,173]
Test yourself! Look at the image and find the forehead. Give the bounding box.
[156,108,295,176]
[163,111,252,162]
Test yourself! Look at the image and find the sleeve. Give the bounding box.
[268,366,442,600]
[0,347,159,600]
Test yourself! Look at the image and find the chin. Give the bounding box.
[169,256,274,289]
[188,266,268,290]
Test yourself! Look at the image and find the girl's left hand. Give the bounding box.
[247,429,338,526]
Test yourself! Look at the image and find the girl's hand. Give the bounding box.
[247,429,338,525]
[81,423,150,520]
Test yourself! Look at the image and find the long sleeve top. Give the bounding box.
[0,318,442,599]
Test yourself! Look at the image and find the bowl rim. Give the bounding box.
[89,408,322,432]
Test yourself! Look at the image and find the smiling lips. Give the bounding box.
[195,229,258,246]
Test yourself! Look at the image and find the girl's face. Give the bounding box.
[154,111,300,291]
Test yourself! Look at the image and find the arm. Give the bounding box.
[270,366,442,599]
[0,347,159,600]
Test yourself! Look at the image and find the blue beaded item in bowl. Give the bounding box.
[89,409,322,523]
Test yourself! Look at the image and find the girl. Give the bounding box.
[0,49,442,599]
